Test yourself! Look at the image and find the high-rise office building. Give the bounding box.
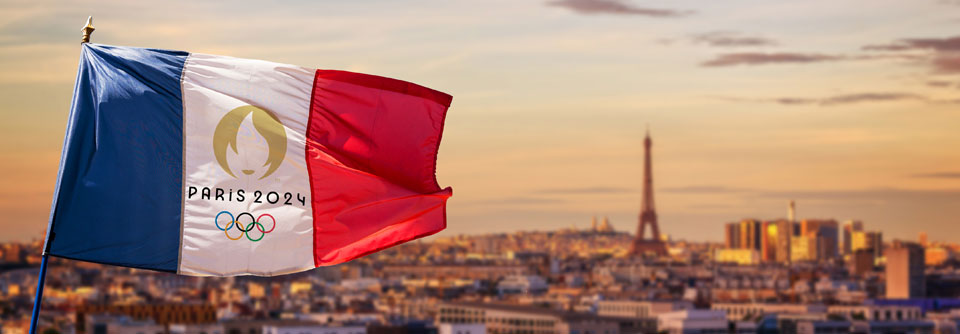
[800,219,839,262]
[849,248,875,277]
[724,219,763,252]
[886,243,926,299]
[776,220,792,263]
[868,232,883,257]
[842,220,864,255]
[761,220,792,263]
[725,219,789,263]
[724,223,740,249]
[739,219,762,251]
[852,231,884,259]
[790,235,817,262]
[788,200,796,223]
[761,221,776,262]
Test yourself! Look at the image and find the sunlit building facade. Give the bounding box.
[886,243,926,299]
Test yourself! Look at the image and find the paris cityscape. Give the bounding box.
[3,132,959,334]
[4,0,960,334]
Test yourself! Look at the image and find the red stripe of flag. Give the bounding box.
[306,69,453,266]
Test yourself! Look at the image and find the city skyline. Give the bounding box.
[3,0,960,243]
[3,217,955,334]
[6,2,960,334]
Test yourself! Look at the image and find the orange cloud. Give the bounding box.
[718,92,935,106]
[864,36,960,73]
[547,0,692,17]
[701,52,841,67]
[690,32,777,47]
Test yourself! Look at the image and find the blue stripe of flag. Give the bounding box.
[46,44,188,272]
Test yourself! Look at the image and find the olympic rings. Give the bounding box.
[225,225,243,240]
[213,211,278,242]
[245,222,266,242]
[215,211,235,231]
[256,214,276,233]
[236,213,256,232]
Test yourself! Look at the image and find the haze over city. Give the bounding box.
[2,0,960,243]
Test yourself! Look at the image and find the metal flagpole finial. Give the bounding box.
[81,16,95,44]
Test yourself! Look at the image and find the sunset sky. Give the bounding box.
[2,0,959,243]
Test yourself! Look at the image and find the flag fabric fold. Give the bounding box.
[44,44,452,276]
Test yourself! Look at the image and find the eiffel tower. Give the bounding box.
[629,129,667,256]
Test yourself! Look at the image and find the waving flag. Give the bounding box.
[44,44,452,276]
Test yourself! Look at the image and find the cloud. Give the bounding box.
[753,188,960,201]
[864,36,960,73]
[668,186,960,201]
[690,31,777,47]
[718,92,933,106]
[808,93,927,106]
[926,80,955,88]
[661,186,752,194]
[470,197,568,205]
[863,36,960,52]
[933,55,960,73]
[546,0,692,17]
[911,172,960,179]
[536,186,634,194]
[701,52,841,67]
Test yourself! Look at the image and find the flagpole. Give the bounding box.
[28,16,95,334]
[27,255,50,334]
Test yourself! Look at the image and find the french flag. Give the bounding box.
[45,44,453,276]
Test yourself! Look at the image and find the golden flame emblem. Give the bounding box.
[212,105,287,179]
